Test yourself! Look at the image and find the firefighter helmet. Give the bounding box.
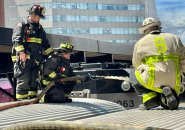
[139,17,161,34]
[56,43,74,53]
[27,5,46,18]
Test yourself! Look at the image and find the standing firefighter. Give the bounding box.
[12,5,53,100]
[40,43,76,103]
[132,17,185,110]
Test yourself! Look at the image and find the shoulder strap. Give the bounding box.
[21,18,31,42]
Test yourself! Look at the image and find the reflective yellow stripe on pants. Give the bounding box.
[16,93,28,99]
[28,91,37,97]
[142,92,157,103]
[135,54,180,95]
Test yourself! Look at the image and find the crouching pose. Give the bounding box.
[40,43,75,103]
[132,17,185,110]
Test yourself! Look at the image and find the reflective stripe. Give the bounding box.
[136,54,180,94]
[24,37,42,44]
[11,56,17,62]
[15,45,24,52]
[142,92,157,103]
[26,55,30,59]
[142,55,180,64]
[174,59,181,95]
[28,91,37,96]
[16,93,28,99]
[39,94,45,103]
[135,65,162,93]
[11,55,30,62]
[49,71,57,78]
[45,47,53,55]
[154,37,167,54]
[61,74,67,77]
[42,80,51,85]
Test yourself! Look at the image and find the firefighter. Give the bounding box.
[132,17,185,110]
[40,42,76,103]
[12,5,54,100]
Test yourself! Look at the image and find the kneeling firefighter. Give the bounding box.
[132,17,185,110]
[40,43,76,103]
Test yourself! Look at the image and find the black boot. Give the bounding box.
[65,97,72,103]
[162,86,179,110]
[139,96,160,110]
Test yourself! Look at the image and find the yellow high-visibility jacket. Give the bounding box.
[132,32,185,95]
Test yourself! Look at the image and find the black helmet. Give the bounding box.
[27,5,46,18]
[56,43,74,53]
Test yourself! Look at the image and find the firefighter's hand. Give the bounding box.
[19,52,27,62]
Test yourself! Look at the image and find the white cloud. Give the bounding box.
[157,7,185,44]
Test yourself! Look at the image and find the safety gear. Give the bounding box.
[27,5,46,18]
[139,17,161,34]
[56,43,74,53]
[40,54,76,103]
[28,91,37,99]
[12,17,53,99]
[65,97,72,103]
[140,92,160,110]
[133,20,185,110]
[133,33,185,95]
[139,101,160,110]
[16,93,29,100]
[162,86,179,110]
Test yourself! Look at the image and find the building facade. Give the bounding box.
[0,0,5,27]
[4,0,157,45]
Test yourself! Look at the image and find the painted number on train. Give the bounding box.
[114,100,134,107]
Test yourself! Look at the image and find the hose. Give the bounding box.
[3,121,157,130]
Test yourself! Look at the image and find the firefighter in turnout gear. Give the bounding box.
[12,5,54,100]
[40,43,76,103]
[132,17,185,110]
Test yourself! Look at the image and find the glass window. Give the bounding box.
[43,3,51,8]
[107,4,113,10]
[66,15,75,21]
[102,4,107,10]
[75,16,80,21]
[60,15,66,21]
[77,3,87,9]
[14,2,145,11]
[66,3,71,9]
[88,3,97,10]
[93,16,99,22]
[71,3,77,9]
[103,28,111,34]
[80,16,88,21]
[53,16,60,21]
[98,4,102,10]
[52,3,57,8]
[56,3,63,8]
[90,28,98,34]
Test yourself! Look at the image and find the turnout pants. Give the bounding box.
[14,59,39,99]
[43,82,75,103]
[130,69,179,109]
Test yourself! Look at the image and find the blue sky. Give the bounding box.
[156,0,185,44]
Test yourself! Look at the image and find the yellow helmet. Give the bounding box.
[57,43,74,53]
